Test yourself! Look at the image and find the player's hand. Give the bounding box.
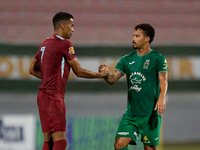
[99,63,109,72]
[98,63,109,77]
[154,98,166,115]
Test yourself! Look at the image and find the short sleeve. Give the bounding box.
[157,54,169,73]
[63,40,77,60]
[34,49,40,61]
[115,56,126,75]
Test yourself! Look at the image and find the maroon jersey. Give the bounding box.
[35,34,76,100]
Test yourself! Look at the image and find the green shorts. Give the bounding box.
[115,114,161,146]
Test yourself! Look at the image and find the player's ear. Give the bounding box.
[145,36,150,43]
[60,24,65,30]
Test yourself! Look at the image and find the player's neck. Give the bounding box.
[54,30,64,39]
[137,47,151,55]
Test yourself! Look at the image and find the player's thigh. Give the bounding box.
[140,115,161,146]
[116,114,139,144]
[37,91,66,132]
[49,99,66,132]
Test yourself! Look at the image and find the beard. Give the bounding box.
[133,45,138,49]
[132,41,138,49]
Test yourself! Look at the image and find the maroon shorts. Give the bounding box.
[37,90,66,133]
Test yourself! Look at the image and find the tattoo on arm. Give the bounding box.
[159,72,168,84]
[105,70,123,84]
[159,72,168,77]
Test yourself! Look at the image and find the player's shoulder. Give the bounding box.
[150,49,165,58]
[121,51,137,59]
[41,35,72,47]
[50,34,73,45]
[62,38,72,44]
[56,36,72,45]
[62,39,72,46]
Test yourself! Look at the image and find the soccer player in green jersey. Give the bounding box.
[99,23,168,150]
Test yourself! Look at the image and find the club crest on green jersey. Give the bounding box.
[143,59,150,69]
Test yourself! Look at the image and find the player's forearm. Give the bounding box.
[158,72,168,100]
[159,79,168,100]
[29,58,41,79]
[76,68,102,78]
[104,70,122,85]
[30,70,42,79]
[104,73,117,85]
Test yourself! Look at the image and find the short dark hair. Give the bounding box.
[135,23,155,44]
[53,12,74,30]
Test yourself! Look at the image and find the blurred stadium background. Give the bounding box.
[0,0,200,150]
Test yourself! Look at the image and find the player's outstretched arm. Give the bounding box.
[99,64,123,85]
[154,72,168,114]
[104,70,123,85]
[29,58,42,79]
[68,58,109,78]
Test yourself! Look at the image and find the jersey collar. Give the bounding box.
[137,49,152,57]
[55,34,64,40]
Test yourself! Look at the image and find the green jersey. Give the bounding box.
[115,49,168,116]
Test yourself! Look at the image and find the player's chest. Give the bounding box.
[125,56,156,74]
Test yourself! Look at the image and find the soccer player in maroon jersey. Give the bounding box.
[29,12,109,150]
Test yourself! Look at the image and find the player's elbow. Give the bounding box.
[75,72,82,77]
[105,79,116,85]
[108,82,116,85]
[74,70,84,77]
[29,68,34,75]
[109,82,115,85]
[29,67,38,76]
[73,68,86,77]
